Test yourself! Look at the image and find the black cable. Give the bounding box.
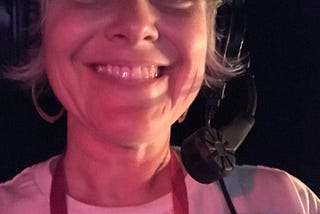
[218,178,237,214]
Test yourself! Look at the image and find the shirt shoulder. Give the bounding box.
[226,165,320,213]
[0,156,58,214]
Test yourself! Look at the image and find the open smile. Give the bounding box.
[90,64,167,81]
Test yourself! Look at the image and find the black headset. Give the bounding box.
[181,0,256,183]
[1,0,25,64]
[181,0,256,213]
[1,0,255,213]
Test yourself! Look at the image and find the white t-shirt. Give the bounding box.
[0,155,319,214]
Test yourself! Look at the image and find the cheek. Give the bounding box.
[43,3,98,58]
[170,19,208,98]
[168,29,207,124]
[43,34,82,121]
[43,10,95,110]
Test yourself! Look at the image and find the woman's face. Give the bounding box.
[44,0,209,143]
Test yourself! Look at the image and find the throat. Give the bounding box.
[50,149,189,213]
[73,167,172,206]
[63,147,173,206]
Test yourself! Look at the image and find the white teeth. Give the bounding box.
[95,64,160,80]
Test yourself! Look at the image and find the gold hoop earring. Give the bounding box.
[31,84,65,124]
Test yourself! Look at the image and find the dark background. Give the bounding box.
[0,0,319,196]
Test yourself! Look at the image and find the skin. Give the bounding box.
[44,0,210,206]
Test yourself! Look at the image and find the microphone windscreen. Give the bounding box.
[181,128,224,184]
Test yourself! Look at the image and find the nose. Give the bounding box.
[106,1,159,46]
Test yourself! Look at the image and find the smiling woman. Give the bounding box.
[0,0,319,214]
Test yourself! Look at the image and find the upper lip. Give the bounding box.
[83,51,171,67]
[86,59,170,68]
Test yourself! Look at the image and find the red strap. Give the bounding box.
[50,149,189,214]
[171,149,189,214]
[50,156,68,214]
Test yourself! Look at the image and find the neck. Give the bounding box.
[62,115,174,206]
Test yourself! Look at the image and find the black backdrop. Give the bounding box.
[0,0,319,195]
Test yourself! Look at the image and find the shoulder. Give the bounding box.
[226,165,320,213]
[0,156,59,214]
[233,164,317,197]
[174,146,319,212]
[185,164,319,213]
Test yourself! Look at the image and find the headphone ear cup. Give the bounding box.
[181,127,235,184]
[180,112,254,184]
[181,75,257,184]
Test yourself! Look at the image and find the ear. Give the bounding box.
[177,109,189,123]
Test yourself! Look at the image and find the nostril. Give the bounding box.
[113,34,126,40]
[144,25,159,41]
[109,33,132,44]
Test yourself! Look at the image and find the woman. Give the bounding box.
[0,0,319,213]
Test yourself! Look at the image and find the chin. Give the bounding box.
[93,114,169,144]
